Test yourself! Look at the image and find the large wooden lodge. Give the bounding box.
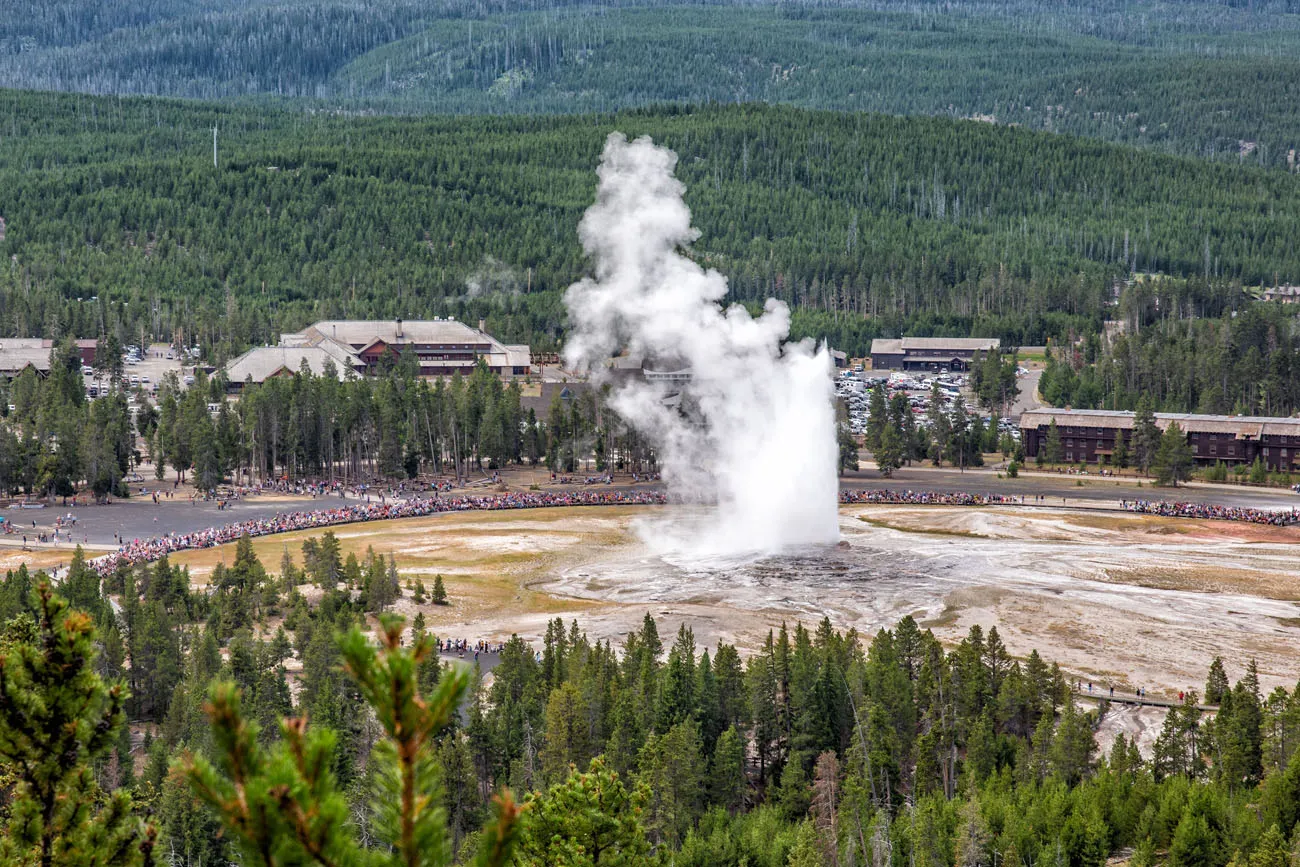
[1020,408,1300,472]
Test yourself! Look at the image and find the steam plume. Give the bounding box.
[564,133,839,556]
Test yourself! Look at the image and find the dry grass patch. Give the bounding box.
[1061,513,1191,534]
[1101,564,1300,601]
[855,513,988,538]
[0,547,76,572]
[169,506,644,619]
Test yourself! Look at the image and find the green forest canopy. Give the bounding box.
[3,0,1300,166]
[4,548,1300,867]
[3,90,1300,361]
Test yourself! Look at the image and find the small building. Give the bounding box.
[869,337,1000,372]
[74,339,98,366]
[1019,408,1300,472]
[1262,285,1300,304]
[0,338,97,377]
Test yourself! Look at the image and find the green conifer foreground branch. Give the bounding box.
[0,583,155,867]
[178,614,521,867]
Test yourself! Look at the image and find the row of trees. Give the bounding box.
[4,538,1300,866]
[144,360,646,490]
[0,345,648,495]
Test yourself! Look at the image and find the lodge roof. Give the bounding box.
[225,346,360,384]
[1019,408,1300,438]
[870,337,1000,355]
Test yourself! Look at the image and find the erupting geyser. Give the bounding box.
[564,133,839,556]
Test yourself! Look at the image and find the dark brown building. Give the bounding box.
[869,337,1000,372]
[1020,408,1300,471]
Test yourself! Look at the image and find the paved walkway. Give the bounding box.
[842,466,1300,511]
[438,649,502,675]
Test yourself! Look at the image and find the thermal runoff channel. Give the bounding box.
[564,133,839,556]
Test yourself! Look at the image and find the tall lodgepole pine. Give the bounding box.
[0,583,156,867]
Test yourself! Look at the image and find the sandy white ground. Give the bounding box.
[508,505,1300,701]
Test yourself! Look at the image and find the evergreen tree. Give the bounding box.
[636,720,703,849]
[1044,419,1065,465]
[875,418,904,477]
[838,422,860,475]
[865,384,889,453]
[432,574,449,606]
[540,682,593,786]
[516,757,652,867]
[1205,658,1230,705]
[1155,421,1195,486]
[1133,397,1162,473]
[708,726,747,814]
[0,584,155,867]
[1112,428,1129,469]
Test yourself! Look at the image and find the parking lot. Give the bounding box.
[836,365,1023,443]
[83,342,200,398]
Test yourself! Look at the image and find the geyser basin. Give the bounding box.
[539,505,1300,694]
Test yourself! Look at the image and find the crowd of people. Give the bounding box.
[839,489,1018,506]
[70,483,1300,578]
[1120,499,1300,526]
[438,638,504,656]
[88,489,669,576]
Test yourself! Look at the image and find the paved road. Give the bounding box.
[2,464,1295,559]
[2,492,360,548]
[439,649,502,675]
[1009,368,1044,417]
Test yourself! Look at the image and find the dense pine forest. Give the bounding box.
[4,0,1300,168]
[3,90,1300,365]
[4,549,1300,866]
[1039,283,1300,416]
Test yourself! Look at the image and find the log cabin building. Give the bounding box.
[1020,408,1300,471]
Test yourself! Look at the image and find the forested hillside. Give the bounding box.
[2,90,1299,361]
[5,557,1299,866]
[2,0,1300,166]
[1038,290,1300,417]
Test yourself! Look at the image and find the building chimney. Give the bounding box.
[395,318,403,339]
[478,318,486,333]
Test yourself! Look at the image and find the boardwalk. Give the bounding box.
[1073,685,1215,713]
